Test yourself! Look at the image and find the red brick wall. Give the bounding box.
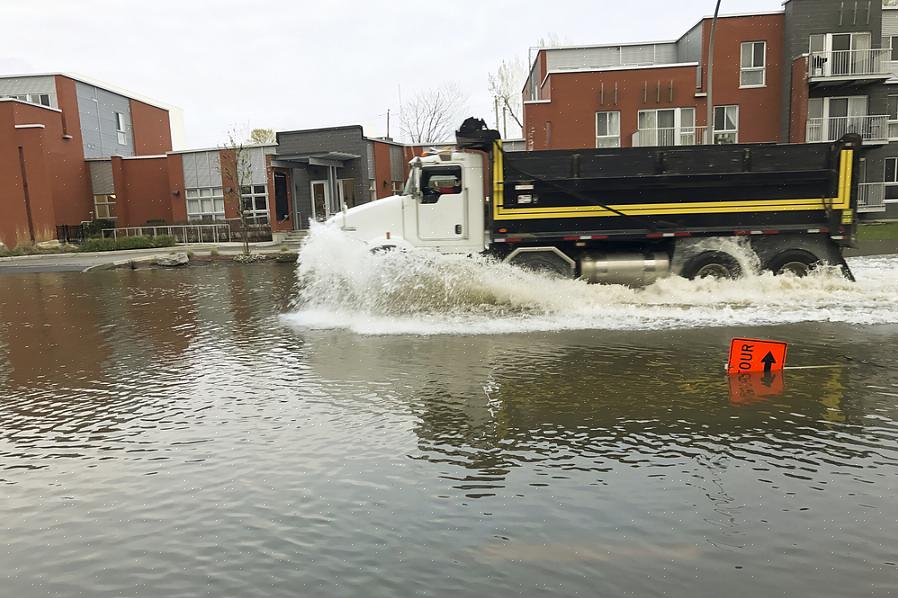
[789,55,809,143]
[113,156,173,227]
[0,104,57,248]
[524,65,700,150]
[52,76,94,224]
[700,13,784,143]
[166,154,188,223]
[372,141,393,198]
[219,149,240,220]
[130,99,172,156]
[522,13,786,150]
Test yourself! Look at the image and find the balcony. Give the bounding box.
[858,182,886,213]
[807,49,891,84]
[805,115,889,144]
[631,126,707,147]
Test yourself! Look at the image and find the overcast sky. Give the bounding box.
[2,0,783,148]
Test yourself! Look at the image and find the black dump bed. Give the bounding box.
[494,141,854,239]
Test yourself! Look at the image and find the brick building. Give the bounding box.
[0,74,410,249]
[523,0,898,218]
[0,73,176,248]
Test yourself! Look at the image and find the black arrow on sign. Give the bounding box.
[761,351,776,373]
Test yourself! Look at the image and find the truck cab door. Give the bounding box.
[416,165,467,241]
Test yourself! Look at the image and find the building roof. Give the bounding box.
[0,71,176,112]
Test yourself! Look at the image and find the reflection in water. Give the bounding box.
[0,265,897,598]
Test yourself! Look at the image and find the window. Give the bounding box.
[740,41,766,87]
[889,96,898,139]
[4,93,50,107]
[240,184,269,224]
[889,36,898,61]
[392,181,404,195]
[93,194,117,220]
[885,158,898,201]
[595,111,621,148]
[338,179,356,208]
[637,107,696,146]
[885,0,898,8]
[114,112,127,145]
[713,106,739,144]
[420,166,462,204]
[185,187,225,222]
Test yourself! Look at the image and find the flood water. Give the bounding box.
[2,238,898,597]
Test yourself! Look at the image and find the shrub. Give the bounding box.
[79,235,176,252]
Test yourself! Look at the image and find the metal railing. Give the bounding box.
[808,48,890,79]
[631,126,707,147]
[858,182,886,212]
[805,115,889,143]
[102,222,272,244]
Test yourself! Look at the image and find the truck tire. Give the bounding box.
[766,249,821,276]
[508,251,574,278]
[682,251,743,280]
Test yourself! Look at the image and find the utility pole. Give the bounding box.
[386,109,390,139]
[705,0,722,145]
[494,96,500,131]
[502,105,507,139]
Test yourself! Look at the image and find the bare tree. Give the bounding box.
[249,128,275,145]
[488,56,526,138]
[220,128,254,257]
[400,83,468,144]
[489,35,567,139]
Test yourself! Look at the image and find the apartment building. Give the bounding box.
[522,0,898,219]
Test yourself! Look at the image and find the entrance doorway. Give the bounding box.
[311,180,329,221]
[274,172,290,224]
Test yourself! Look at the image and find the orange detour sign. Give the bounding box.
[726,338,787,375]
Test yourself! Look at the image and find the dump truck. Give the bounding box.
[329,118,861,284]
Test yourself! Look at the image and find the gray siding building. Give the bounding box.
[783,0,898,218]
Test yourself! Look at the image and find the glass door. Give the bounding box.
[310,180,329,221]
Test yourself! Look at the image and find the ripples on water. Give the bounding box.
[0,253,897,597]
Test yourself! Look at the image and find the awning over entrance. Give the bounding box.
[271,151,361,221]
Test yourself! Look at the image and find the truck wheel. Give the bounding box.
[508,251,574,278]
[682,251,742,280]
[767,249,820,276]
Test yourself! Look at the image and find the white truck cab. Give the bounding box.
[327,151,487,254]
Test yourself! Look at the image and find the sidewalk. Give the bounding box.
[0,242,298,273]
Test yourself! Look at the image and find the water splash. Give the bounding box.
[283,224,898,335]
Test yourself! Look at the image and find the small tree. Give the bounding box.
[249,128,275,145]
[400,83,468,144]
[487,56,526,138]
[221,129,254,256]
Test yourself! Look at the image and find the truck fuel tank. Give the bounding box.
[580,252,671,287]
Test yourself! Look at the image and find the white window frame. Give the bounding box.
[884,0,898,9]
[713,105,739,144]
[595,111,621,148]
[114,112,127,145]
[239,184,269,224]
[637,107,697,146]
[740,41,766,88]
[884,157,898,203]
[185,187,226,223]
[93,194,117,220]
[888,95,898,140]
[337,178,356,209]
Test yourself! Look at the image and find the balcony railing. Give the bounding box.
[632,126,707,147]
[805,115,889,143]
[808,48,891,80]
[858,182,886,213]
